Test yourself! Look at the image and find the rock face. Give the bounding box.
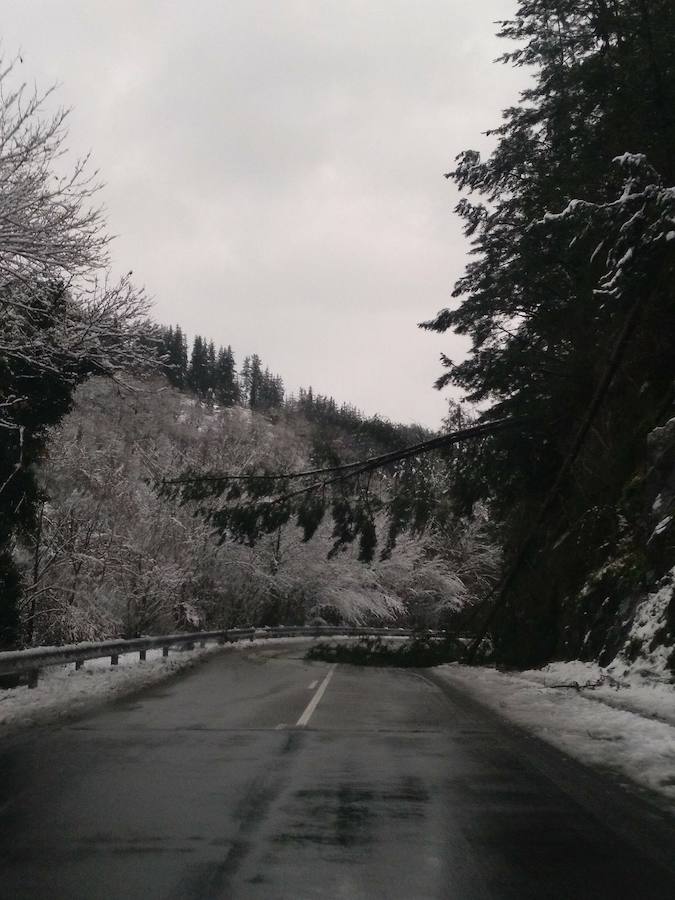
[646,418,675,580]
[632,417,675,672]
[569,414,675,674]
[495,410,675,675]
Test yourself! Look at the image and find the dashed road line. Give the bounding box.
[296,664,337,727]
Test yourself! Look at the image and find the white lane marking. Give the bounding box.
[308,680,318,690]
[296,664,337,728]
[275,723,286,730]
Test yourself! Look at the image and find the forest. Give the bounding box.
[1,0,674,679]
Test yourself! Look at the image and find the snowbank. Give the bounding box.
[520,660,675,726]
[435,662,675,811]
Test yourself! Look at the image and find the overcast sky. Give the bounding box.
[4,1,525,427]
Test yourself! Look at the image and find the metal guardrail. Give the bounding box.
[0,626,447,688]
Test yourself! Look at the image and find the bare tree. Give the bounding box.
[0,55,156,646]
[0,54,155,430]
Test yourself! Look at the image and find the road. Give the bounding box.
[1,642,674,899]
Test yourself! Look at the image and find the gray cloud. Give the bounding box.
[3,0,525,426]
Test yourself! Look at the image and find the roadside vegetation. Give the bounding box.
[306,635,465,668]
[24,374,496,644]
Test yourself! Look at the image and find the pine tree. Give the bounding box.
[188,336,210,397]
[0,286,75,646]
[215,346,239,406]
[248,354,263,409]
[1,282,155,647]
[423,0,674,509]
[163,324,188,388]
[239,356,251,406]
[272,375,285,408]
[257,367,284,410]
[206,341,217,398]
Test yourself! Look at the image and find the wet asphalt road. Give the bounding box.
[1,644,674,899]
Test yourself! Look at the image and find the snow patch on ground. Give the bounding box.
[435,662,675,811]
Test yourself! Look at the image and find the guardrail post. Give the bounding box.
[110,654,119,666]
[199,640,206,648]
[185,642,194,651]
[162,646,169,658]
[139,649,146,661]
[217,635,226,645]
[75,659,84,671]
[27,669,40,688]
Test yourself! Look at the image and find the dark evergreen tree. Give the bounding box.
[187,336,210,397]
[162,325,188,388]
[239,356,251,406]
[271,375,285,408]
[424,0,674,504]
[214,345,239,406]
[256,368,285,410]
[206,341,217,398]
[247,354,263,409]
[0,285,76,645]
[1,282,157,647]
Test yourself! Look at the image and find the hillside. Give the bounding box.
[17,374,494,644]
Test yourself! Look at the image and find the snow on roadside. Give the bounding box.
[0,637,314,735]
[435,663,675,811]
[0,645,219,734]
[518,660,675,727]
